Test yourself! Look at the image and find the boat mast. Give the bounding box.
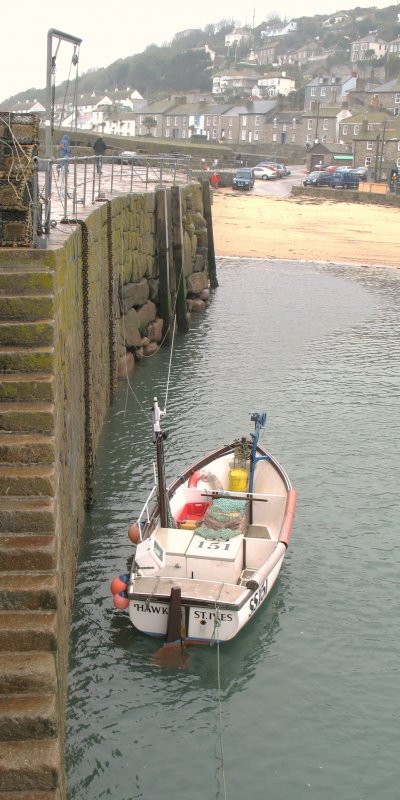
[152,397,168,528]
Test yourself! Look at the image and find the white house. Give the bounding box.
[261,21,297,39]
[253,74,295,97]
[225,28,252,48]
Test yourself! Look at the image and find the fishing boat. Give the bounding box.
[111,399,296,646]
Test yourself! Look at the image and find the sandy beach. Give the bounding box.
[211,189,399,267]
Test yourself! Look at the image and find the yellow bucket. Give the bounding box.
[229,468,248,492]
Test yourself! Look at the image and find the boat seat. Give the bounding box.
[246,524,270,539]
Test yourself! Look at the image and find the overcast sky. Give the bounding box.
[0,0,392,101]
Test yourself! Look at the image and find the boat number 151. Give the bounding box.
[197,540,231,551]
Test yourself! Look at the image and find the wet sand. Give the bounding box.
[211,190,399,267]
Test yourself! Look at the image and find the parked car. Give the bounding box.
[253,166,279,181]
[303,170,334,187]
[232,168,254,190]
[256,162,289,176]
[330,169,360,189]
[355,166,368,181]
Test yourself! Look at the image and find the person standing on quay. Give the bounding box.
[93,137,107,173]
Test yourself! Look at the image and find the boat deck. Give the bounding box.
[129,575,249,608]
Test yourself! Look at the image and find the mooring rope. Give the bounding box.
[215,618,228,800]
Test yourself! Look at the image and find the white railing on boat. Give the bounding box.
[137,485,158,537]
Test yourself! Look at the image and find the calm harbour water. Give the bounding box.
[66,257,400,800]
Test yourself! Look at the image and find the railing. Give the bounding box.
[31,154,195,246]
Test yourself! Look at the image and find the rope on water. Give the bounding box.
[214,605,228,800]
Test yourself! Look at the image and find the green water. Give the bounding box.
[67,258,400,800]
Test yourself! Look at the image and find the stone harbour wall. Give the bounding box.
[0,180,215,798]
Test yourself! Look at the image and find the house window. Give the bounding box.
[206,116,211,126]
[228,130,232,140]
[306,133,312,143]
[241,130,247,141]
[213,116,218,125]
[395,94,400,103]
[308,119,313,130]
[228,117,233,127]
[182,130,186,138]
[255,116,260,126]
[282,124,286,132]
[361,42,368,50]
[165,130,170,138]
[322,134,327,143]
[273,118,278,128]
[242,116,247,126]
[395,109,399,116]
[272,133,277,142]
[365,156,371,166]
[398,141,400,151]
[212,129,218,139]
[311,87,316,96]
[291,133,296,143]
[397,157,400,168]
[323,119,328,130]
[321,88,326,96]
[254,130,259,140]
[166,116,170,126]
[342,124,348,134]
[174,117,178,126]
[354,124,360,134]
[366,141,373,150]
[182,117,187,126]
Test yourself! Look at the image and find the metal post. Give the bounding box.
[44,29,82,231]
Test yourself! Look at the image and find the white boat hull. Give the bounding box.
[112,410,297,646]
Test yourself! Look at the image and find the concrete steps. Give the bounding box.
[0,262,61,795]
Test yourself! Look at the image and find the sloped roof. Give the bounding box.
[367,77,400,93]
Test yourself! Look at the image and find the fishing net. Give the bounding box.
[196,527,241,541]
[199,498,248,535]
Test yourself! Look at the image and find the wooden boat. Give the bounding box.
[111,399,296,646]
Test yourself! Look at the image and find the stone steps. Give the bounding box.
[0,374,55,403]
[0,739,59,792]
[0,434,55,466]
[0,535,57,572]
[0,321,55,347]
[0,271,55,296]
[0,695,57,741]
[0,653,57,695]
[0,347,55,374]
[0,612,57,652]
[0,466,56,498]
[0,499,55,534]
[0,575,58,611]
[0,297,55,321]
[0,261,61,795]
[0,403,54,434]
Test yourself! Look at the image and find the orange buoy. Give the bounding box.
[110,575,129,596]
[113,591,130,610]
[128,522,140,544]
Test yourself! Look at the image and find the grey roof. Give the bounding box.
[367,78,400,93]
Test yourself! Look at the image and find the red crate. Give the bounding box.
[175,501,211,524]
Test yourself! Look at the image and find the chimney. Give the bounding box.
[342,100,348,109]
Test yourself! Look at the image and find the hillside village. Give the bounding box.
[2,4,400,175]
